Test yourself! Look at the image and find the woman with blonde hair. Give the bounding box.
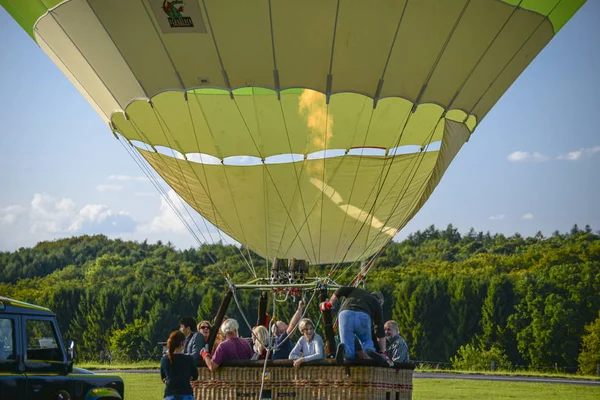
[197,320,212,342]
[289,318,324,367]
[160,331,198,400]
[251,325,270,360]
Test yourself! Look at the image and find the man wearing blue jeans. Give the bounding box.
[320,287,393,366]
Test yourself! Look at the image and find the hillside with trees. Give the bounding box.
[1,224,599,374]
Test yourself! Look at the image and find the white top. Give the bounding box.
[289,333,325,362]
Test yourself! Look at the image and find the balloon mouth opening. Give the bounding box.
[129,139,442,166]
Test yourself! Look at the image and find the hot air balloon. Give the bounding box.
[1,1,586,399]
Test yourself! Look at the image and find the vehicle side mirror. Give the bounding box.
[67,340,76,362]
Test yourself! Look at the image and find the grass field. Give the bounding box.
[78,362,600,382]
[412,378,600,399]
[111,373,600,400]
[416,368,600,381]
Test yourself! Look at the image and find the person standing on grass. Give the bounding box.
[160,331,198,400]
[179,317,204,364]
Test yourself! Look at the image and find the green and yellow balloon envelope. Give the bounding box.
[1,0,585,264]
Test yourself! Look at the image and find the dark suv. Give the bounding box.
[0,296,124,399]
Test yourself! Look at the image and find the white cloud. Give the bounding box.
[96,184,123,192]
[0,192,229,251]
[30,193,77,233]
[136,189,188,234]
[489,214,506,220]
[0,205,26,225]
[507,151,549,162]
[108,175,149,182]
[0,193,137,239]
[68,204,135,234]
[522,213,534,220]
[557,145,600,161]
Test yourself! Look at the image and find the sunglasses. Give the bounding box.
[200,326,210,330]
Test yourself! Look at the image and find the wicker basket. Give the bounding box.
[195,359,413,400]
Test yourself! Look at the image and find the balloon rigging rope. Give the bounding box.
[125,116,220,251]
[334,0,531,284]
[447,0,524,111]
[328,0,472,281]
[379,0,410,80]
[150,107,231,250]
[229,285,317,353]
[193,11,262,274]
[218,163,259,277]
[115,136,220,265]
[317,105,331,264]
[275,93,377,263]
[39,0,225,265]
[191,92,258,276]
[163,102,257,279]
[273,97,318,261]
[187,94,258,277]
[334,129,435,283]
[185,94,238,250]
[263,167,271,276]
[114,0,530,281]
[230,97,315,262]
[355,0,527,251]
[275,95,375,264]
[228,285,318,399]
[186,93,227,245]
[329,102,377,266]
[327,106,415,278]
[188,96,259,277]
[278,154,350,262]
[267,0,278,72]
[117,137,206,247]
[334,117,441,284]
[469,0,559,116]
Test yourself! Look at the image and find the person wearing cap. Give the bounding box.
[320,287,393,366]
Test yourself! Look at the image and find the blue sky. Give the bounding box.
[0,3,598,252]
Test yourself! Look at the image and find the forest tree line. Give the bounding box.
[1,224,599,374]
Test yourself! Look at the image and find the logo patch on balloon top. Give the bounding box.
[149,0,207,34]
[163,0,193,28]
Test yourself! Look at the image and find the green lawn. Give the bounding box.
[117,373,163,400]
[415,368,600,381]
[77,361,159,370]
[112,373,600,400]
[413,378,600,399]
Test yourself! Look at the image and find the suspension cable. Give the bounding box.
[115,135,218,263]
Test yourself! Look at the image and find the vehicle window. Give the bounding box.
[0,318,15,361]
[26,319,63,362]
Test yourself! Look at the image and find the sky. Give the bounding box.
[0,3,599,253]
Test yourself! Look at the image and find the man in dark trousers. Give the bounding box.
[320,287,393,366]
[179,317,205,364]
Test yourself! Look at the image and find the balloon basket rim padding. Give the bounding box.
[195,359,414,400]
